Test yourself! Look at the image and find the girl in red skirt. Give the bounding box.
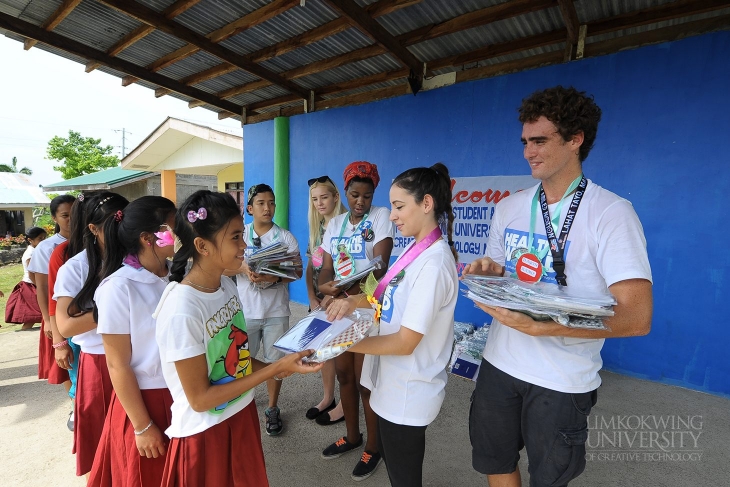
[56,192,129,477]
[28,194,74,380]
[88,196,177,487]
[5,226,47,329]
[154,190,323,487]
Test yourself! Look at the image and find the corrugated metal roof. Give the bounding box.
[0,174,51,205]
[43,166,151,189]
[1,0,728,123]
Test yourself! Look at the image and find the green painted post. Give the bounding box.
[273,116,290,229]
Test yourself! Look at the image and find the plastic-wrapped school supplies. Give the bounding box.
[447,322,488,381]
[461,275,615,330]
[245,241,302,288]
[273,309,375,363]
[334,256,383,289]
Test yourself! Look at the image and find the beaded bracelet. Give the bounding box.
[52,340,68,349]
[134,419,154,436]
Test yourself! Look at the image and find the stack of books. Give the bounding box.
[461,275,616,330]
[246,242,302,280]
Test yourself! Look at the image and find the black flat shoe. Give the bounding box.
[305,399,336,420]
[315,410,346,426]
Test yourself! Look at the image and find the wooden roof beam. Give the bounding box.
[98,0,309,99]
[0,11,243,116]
[247,0,423,64]
[588,0,730,37]
[324,0,424,92]
[24,0,81,50]
[199,0,557,101]
[121,0,297,86]
[557,0,580,61]
[86,0,201,73]
[155,64,239,98]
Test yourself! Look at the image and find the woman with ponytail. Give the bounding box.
[55,191,129,477]
[88,196,176,487]
[28,194,74,380]
[326,163,459,487]
[153,190,323,487]
[47,195,89,430]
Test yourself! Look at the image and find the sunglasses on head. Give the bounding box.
[308,175,334,187]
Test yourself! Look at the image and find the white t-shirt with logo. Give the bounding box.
[27,233,66,275]
[320,206,394,278]
[54,250,104,354]
[483,181,652,393]
[95,260,169,390]
[362,239,458,427]
[237,223,300,320]
[155,276,255,438]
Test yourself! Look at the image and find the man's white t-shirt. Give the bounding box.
[155,276,255,438]
[27,233,66,275]
[363,239,458,427]
[95,260,169,390]
[22,245,35,283]
[54,250,104,354]
[483,181,652,393]
[237,223,300,320]
[320,206,394,278]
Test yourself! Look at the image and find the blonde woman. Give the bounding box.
[304,175,347,425]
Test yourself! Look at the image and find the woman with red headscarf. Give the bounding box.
[317,161,394,481]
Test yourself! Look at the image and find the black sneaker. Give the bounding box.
[321,434,363,459]
[265,406,283,436]
[352,450,381,481]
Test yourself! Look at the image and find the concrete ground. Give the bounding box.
[1,302,727,486]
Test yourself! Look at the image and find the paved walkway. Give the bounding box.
[1,302,727,486]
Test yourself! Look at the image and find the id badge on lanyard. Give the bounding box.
[334,212,368,280]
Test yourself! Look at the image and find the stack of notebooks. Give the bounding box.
[246,241,302,280]
[334,256,383,289]
[461,275,616,330]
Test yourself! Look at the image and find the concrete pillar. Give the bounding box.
[160,170,177,205]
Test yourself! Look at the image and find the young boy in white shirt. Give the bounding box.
[235,184,302,436]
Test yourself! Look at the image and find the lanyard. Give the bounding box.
[249,224,279,247]
[337,211,369,246]
[373,226,442,301]
[528,175,588,286]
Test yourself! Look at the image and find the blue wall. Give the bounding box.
[244,31,730,397]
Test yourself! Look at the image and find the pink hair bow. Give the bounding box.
[154,227,175,248]
[187,207,208,223]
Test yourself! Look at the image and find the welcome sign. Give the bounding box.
[392,175,536,267]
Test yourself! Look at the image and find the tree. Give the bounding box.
[46,130,119,180]
[0,156,33,175]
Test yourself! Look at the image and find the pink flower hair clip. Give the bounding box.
[154,226,175,248]
[187,207,208,223]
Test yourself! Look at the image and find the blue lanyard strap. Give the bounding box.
[528,175,588,286]
[336,211,369,247]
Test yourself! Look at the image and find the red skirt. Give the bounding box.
[37,318,71,384]
[74,352,114,476]
[89,388,173,487]
[4,281,41,323]
[160,402,269,487]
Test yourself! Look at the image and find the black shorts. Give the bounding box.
[469,359,597,487]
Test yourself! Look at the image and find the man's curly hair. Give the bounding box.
[518,86,602,162]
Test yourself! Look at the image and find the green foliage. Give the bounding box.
[0,156,33,175]
[46,130,119,180]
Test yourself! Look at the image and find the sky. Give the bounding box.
[0,34,242,187]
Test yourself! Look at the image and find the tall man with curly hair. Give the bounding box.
[465,86,653,487]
